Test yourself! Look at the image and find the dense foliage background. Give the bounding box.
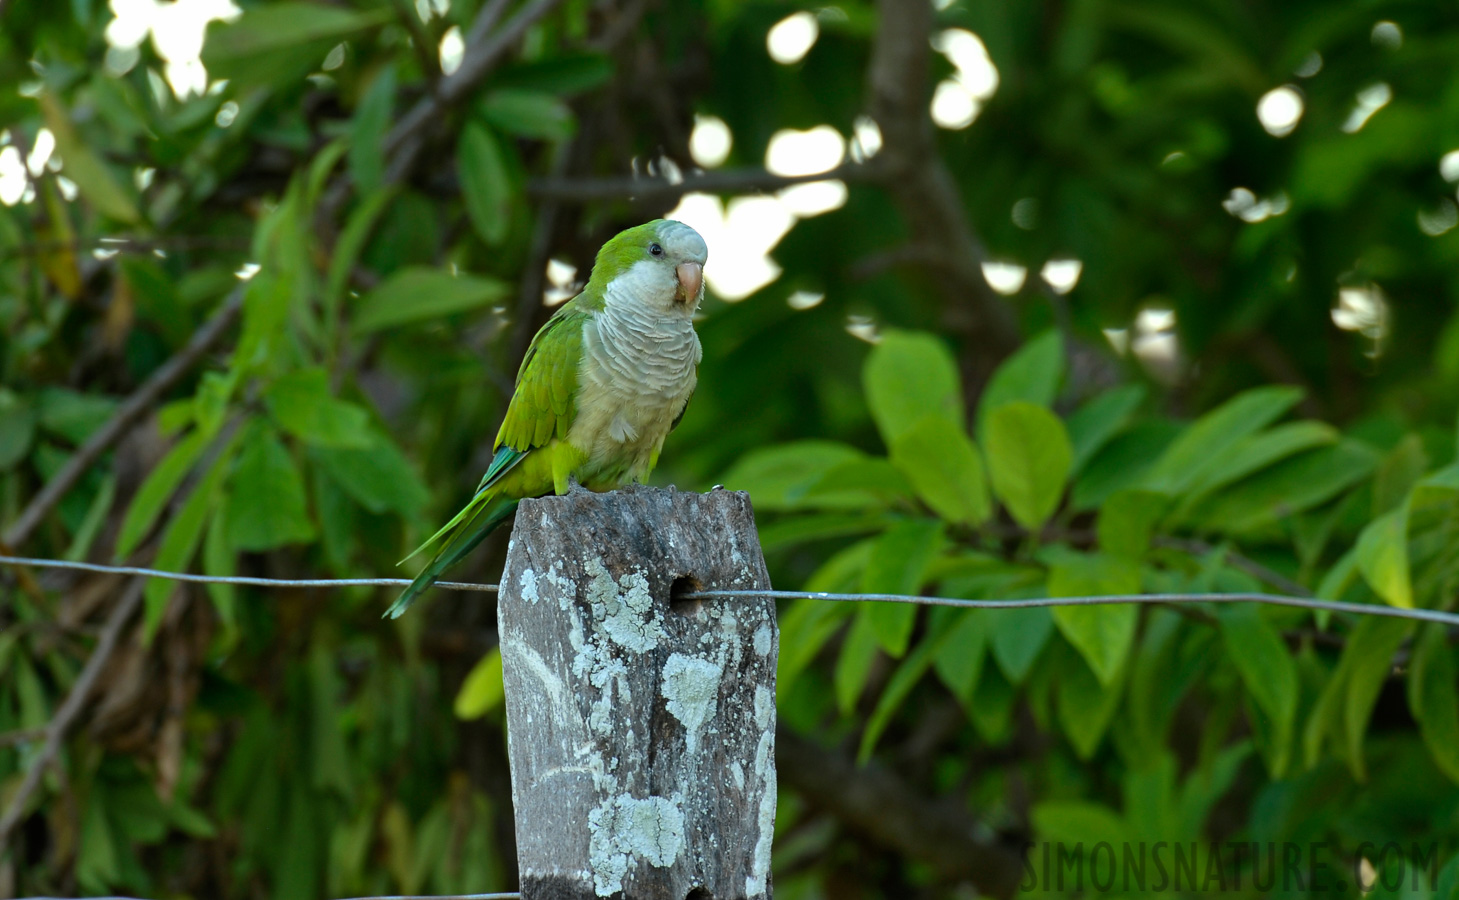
[2,0,1459,897]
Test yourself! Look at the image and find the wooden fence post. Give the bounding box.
[498,485,778,900]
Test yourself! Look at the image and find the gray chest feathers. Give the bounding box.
[578,306,701,447]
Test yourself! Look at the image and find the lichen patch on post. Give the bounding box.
[661,653,723,754]
[585,556,664,653]
[588,793,686,897]
[519,567,540,603]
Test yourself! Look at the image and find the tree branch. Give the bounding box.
[526,162,882,203]
[865,0,1020,378]
[777,727,1026,898]
[0,578,144,846]
[1,289,245,550]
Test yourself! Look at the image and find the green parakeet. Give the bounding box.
[385,219,707,618]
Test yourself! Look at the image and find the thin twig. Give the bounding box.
[2,289,245,550]
[526,163,881,202]
[383,0,568,182]
[3,555,1456,627]
[0,579,144,846]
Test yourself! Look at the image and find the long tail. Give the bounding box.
[384,492,520,619]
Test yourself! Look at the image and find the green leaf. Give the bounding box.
[1303,616,1412,780]
[1408,626,1459,783]
[1032,800,1126,844]
[311,430,429,517]
[0,393,37,469]
[202,509,236,629]
[777,597,854,697]
[494,53,614,95]
[1142,386,1303,495]
[1049,553,1141,685]
[720,441,867,510]
[1066,384,1145,474]
[858,628,950,762]
[863,330,963,446]
[264,368,372,448]
[39,92,139,223]
[38,387,117,444]
[458,120,514,245]
[984,401,1072,530]
[224,425,316,551]
[988,606,1053,683]
[1356,504,1412,608]
[806,457,915,505]
[325,187,395,316]
[115,431,208,560]
[1437,853,1459,900]
[1217,605,1297,776]
[349,64,396,193]
[860,519,944,656]
[1096,489,1166,559]
[1056,647,1127,758]
[1372,433,1428,516]
[975,329,1063,441]
[834,611,880,714]
[203,3,391,71]
[455,648,505,719]
[931,609,987,705]
[351,266,512,334]
[1190,439,1381,534]
[889,415,991,525]
[145,435,238,641]
[1176,420,1339,510]
[479,90,576,140]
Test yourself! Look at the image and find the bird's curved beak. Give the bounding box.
[675,262,703,304]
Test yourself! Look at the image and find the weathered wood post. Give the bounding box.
[498,485,778,900]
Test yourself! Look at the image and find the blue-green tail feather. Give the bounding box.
[385,494,520,619]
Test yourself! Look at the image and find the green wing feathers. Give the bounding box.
[496,303,587,452]
[387,301,590,618]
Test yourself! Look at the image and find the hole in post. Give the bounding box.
[669,575,704,617]
[684,889,713,900]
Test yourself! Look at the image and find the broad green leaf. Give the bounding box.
[115,430,208,560]
[860,519,944,656]
[264,368,371,448]
[720,440,866,510]
[1189,439,1381,533]
[494,53,614,95]
[351,266,511,333]
[1341,617,1413,781]
[1056,647,1127,758]
[479,90,576,140]
[1176,420,1339,510]
[1437,853,1459,900]
[1218,605,1296,776]
[1143,386,1302,495]
[863,330,963,446]
[1072,420,1180,510]
[969,659,1016,741]
[834,611,880,714]
[0,393,36,469]
[144,436,238,641]
[202,510,236,629]
[311,430,428,517]
[1372,434,1427,516]
[349,64,396,192]
[194,371,235,439]
[777,597,854,697]
[806,458,915,506]
[64,473,116,562]
[1096,489,1166,559]
[224,425,316,551]
[1408,626,1459,783]
[39,92,139,223]
[1049,553,1141,685]
[1066,384,1145,474]
[889,415,991,525]
[455,647,505,719]
[975,329,1063,441]
[984,401,1072,530]
[988,606,1053,683]
[38,388,117,444]
[203,3,391,72]
[931,609,987,706]
[325,188,395,316]
[1031,801,1126,844]
[858,626,951,762]
[1356,504,1412,608]
[458,121,514,245]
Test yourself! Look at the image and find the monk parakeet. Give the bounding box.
[385,219,707,618]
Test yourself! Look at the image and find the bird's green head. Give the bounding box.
[587,219,708,315]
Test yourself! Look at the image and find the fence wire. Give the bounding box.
[4,554,1458,627]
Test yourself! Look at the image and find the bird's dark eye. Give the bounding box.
[649,243,664,257]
